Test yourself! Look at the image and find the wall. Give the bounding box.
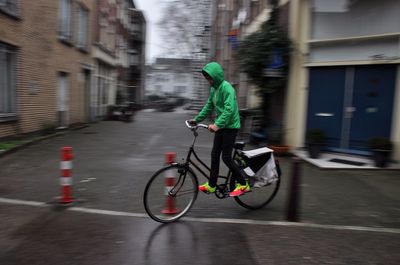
[309,0,400,64]
[284,0,310,149]
[309,38,399,63]
[311,0,400,39]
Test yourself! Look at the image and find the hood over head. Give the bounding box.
[202,62,224,88]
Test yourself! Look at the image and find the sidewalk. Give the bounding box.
[0,124,88,158]
[294,149,400,169]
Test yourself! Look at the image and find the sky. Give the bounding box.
[134,0,163,63]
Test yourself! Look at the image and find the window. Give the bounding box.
[0,43,16,119]
[58,0,72,40]
[128,49,138,66]
[0,0,19,16]
[132,23,141,34]
[77,5,88,49]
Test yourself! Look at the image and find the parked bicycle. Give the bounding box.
[143,120,282,223]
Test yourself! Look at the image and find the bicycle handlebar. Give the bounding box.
[185,120,208,130]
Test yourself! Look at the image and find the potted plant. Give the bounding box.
[306,128,326,159]
[368,137,393,168]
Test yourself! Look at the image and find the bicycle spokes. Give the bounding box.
[143,165,198,223]
[167,171,196,200]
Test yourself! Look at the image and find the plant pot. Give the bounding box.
[269,145,290,156]
[307,143,323,159]
[372,149,391,168]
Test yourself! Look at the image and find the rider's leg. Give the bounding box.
[220,129,246,185]
[209,130,223,187]
[199,131,222,193]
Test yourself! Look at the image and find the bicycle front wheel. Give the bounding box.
[143,164,198,223]
[234,175,280,210]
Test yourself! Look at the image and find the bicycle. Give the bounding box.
[143,120,282,223]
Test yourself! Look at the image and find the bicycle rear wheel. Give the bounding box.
[234,174,280,210]
[143,164,198,223]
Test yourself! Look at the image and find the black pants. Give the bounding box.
[209,129,246,187]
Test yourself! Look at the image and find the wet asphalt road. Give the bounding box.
[1,110,400,264]
[1,203,400,265]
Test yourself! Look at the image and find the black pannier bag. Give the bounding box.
[240,147,279,187]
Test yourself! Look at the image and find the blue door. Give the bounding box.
[306,65,396,153]
[349,65,396,150]
[306,67,346,148]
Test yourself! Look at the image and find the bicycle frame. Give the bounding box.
[177,124,241,197]
[144,121,283,223]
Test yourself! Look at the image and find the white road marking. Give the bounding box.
[69,207,148,218]
[181,217,400,234]
[1,197,400,234]
[0,197,47,207]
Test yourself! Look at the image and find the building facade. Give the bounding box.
[190,0,214,110]
[285,0,400,161]
[0,0,146,138]
[211,0,275,109]
[0,0,95,137]
[91,0,145,120]
[127,7,146,104]
[209,0,399,162]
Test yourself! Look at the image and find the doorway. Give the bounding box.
[83,69,91,122]
[306,65,396,154]
[57,72,69,128]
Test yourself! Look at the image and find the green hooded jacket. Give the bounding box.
[194,62,241,129]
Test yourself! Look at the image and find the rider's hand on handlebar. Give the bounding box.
[208,124,219,132]
[188,119,197,126]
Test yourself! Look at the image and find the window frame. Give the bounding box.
[0,42,17,122]
[77,4,89,51]
[58,0,72,42]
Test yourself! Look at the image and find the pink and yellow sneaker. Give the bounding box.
[229,182,250,197]
[198,182,216,194]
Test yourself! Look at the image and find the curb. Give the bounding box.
[296,155,400,171]
[0,125,88,158]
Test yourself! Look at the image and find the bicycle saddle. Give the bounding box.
[234,141,245,150]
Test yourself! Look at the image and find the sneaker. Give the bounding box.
[229,182,250,197]
[198,182,216,194]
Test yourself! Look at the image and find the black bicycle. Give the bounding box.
[143,120,281,223]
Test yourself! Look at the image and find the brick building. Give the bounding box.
[90,0,146,120]
[0,0,146,138]
[0,0,95,137]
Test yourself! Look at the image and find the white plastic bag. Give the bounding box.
[241,147,279,187]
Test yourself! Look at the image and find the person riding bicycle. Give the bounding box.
[189,62,250,197]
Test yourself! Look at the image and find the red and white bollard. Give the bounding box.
[162,152,179,214]
[60,147,74,204]
[164,152,176,165]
